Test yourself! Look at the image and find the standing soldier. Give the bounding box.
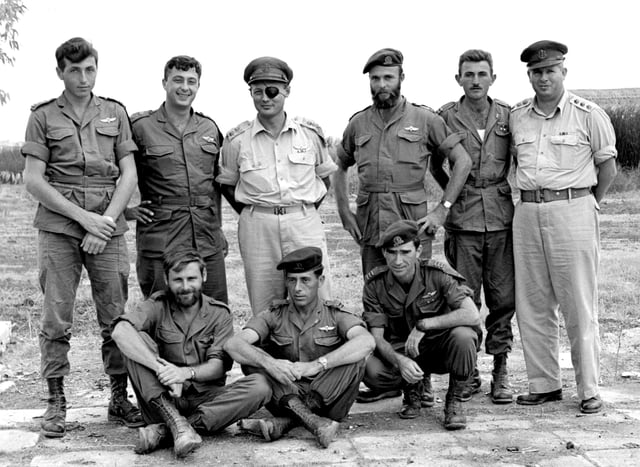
[431,49,514,404]
[22,37,142,438]
[125,55,228,303]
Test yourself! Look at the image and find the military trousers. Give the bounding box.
[444,229,515,355]
[37,231,129,379]
[513,195,600,400]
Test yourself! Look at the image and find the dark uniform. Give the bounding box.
[131,105,227,302]
[114,291,270,433]
[436,97,515,356]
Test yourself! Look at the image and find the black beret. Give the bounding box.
[376,220,419,249]
[363,48,403,74]
[277,247,323,273]
[243,56,293,84]
[520,40,568,69]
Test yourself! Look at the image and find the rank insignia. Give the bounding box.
[100,117,116,123]
[202,135,216,143]
[319,326,335,332]
[421,291,437,299]
[404,126,418,132]
[293,145,308,153]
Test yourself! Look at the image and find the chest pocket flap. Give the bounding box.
[157,327,183,344]
[313,332,341,347]
[550,134,578,145]
[270,333,293,346]
[514,132,536,146]
[47,128,75,140]
[201,143,220,155]
[355,134,372,147]
[398,129,422,142]
[96,125,120,137]
[146,145,174,157]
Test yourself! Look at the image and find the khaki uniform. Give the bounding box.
[21,93,135,379]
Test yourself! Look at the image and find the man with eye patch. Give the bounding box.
[217,57,337,316]
[125,55,228,303]
[361,220,479,430]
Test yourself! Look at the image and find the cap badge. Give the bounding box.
[384,56,393,65]
[538,49,547,59]
[392,235,404,247]
[295,262,303,270]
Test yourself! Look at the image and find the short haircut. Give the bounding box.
[164,55,202,80]
[458,49,493,75]
[55,37,98,71]
[163,249,206,277]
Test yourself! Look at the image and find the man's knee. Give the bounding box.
[242,373,273,400]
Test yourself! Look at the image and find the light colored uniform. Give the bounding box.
[510,91,617,399]
[217,116,337,314]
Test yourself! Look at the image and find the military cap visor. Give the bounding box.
[244,56,293,84]
[277,246,323,273]
[521,40,568,69]
[363,48,404,74]
[376,219,419,249]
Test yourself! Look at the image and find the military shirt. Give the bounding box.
[337,97,463,245]
[363,259,473,349]
[245,299,365,363]
[131,105,224,258]
[21,93,137,239]
[114,291,233,391]
[217,116,337,206]
[437,97,513,232]
[510,91,617,191]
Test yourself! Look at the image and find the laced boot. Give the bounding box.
[41,377,67,438]
[281,395,339,448]
[237,417,298,441]
[491,354,513,404]
[151,393,202,458]
[399,381,423,419]
[458,367,482,402]
[422,374,435,407]
[444,375,467,430]
[134,423,171,454]
[108,374,144,427]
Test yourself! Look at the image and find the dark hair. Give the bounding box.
[55,37,98,71]
[163,249,206,277]
[458,49,493,75]
[164,55,202,80]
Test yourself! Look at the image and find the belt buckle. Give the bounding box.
[274,206,287,215]
[535,189,543,203]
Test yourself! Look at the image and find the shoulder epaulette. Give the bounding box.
[511,98,532,112]
[269,298,289,311]
[205,296,231,312]
[411,102,436,113]
[195,110,220,128]
[568,94,595,113]
[324,299,345,310]
[130,110,154,123]
[494,98,511,108]
[226,120,252,141]
[347,105,372,121]
[364,265,388,283]
[295,116,326,146]
[436,101,456,115]
[100,96,128,109]
[30,98,56,111]
[424,258,466,281]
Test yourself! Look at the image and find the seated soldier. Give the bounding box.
[224,247,375,448]
[359,220,480,430]
[112,249,271,458]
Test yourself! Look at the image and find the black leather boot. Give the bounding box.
[281,395,339,448]
[491,354,513,404]
[150,393,202,458]
[108,374,144,427]
[41,377,66,438]
[444,375,467,430]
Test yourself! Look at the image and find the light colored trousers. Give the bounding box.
[238,206,331,315]
[513,195,600,400]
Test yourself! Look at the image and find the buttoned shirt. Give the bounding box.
[217,116,337,206]
[115,291,233,391]
[21,93,137,239]
[245,300,365,363]
[131,105,224,258]
[437,97,513,232]
[363,260,473,349]
[337,97,463,245]
[511,91,617,191]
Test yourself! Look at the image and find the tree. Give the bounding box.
[0,0,27,105]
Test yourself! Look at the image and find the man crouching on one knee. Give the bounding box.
[224,246,375,448]
[360,220,480,430]
[112,249,271,458]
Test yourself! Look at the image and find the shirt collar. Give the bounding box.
[532,90,568,118]
[251,113,296,138]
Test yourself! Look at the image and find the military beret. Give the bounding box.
[376,220,419,249]
[244,56,293,84]
[277,246,323,273]
[520,40,568,70]
[363,48,403,74]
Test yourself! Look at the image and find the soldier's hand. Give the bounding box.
[124,201,154,224]
[81,233,107,255]
[266,359,302,384]
[397,355,424,384]
[417,204,448,236]
[156,357,189,386]
[292,361,321,378]
[80,212,116,241]
[405,327,425,358]
[338,209,362,244]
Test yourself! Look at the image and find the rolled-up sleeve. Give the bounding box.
[243,310,273,344]
[205,308,234,370]
[336,124,356,169]
[22,112,50,162]
[362,282,389,329]
[336,311,366,340]
[112,301,160,333]
[114,106,137,160]
[216,139,241,185]
[435,271,474,311]
[429,115,465,158]
[589,108,617,165]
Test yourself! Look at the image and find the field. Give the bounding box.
[1,182,640,414]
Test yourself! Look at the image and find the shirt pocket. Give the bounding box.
[549,133,579,169]
[492,125,511,161]
[313,331,341,348]
[46,127,76,162]
[513,131,537,168]
[416,290,442,315]
[156,326,184,361]
[398,189,428,220]
[200,143,219,175]
[269,333,294,347]
[354,134,373,166]
[146,145,175,177]
[239,155,272,193]
[397,129,426,164]
[95,124,120,162]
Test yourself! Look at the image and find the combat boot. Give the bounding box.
[491,354,513,404]
[399,381,422,419]
[108,374,144,427]
[422,374,435,407]
[151,393,202,458]
[281,395,339,448]
[458,367,482,402]
[444,376,467,430]
[41,377,66,438]
[237,417,298,441]
[134,423,171,454]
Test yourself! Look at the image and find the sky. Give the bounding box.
[0,0,638,142]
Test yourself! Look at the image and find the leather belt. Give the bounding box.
[465,177,506,188]
[520,187,591,203]
[361,180,424,193]
[250,204,314,215]
[148,195,212,207]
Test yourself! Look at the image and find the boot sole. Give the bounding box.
[316,421,339,448]
[108,413,146,428]
[41,428,66,438]
[491,396,513,405]
[444,422,466,431]
[175,436,202,458]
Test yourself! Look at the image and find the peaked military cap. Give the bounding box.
[244,56,293,84]
[363,48,403,74]
[520,40,568,69]
[277,246,323,273]
[376,220,419,249]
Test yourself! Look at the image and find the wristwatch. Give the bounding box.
[441,199,452,209]
[189,367,196,381]
[318,357,328,371]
